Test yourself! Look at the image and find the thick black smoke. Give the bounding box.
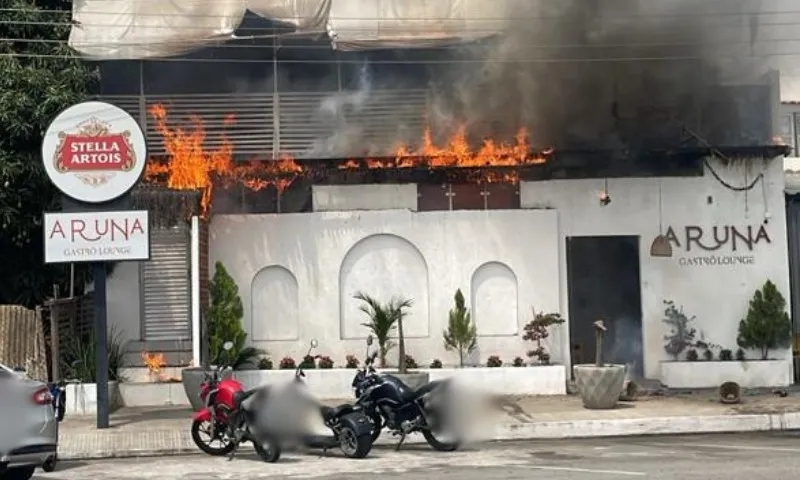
[427,0,774,150]
[108,0,779,158]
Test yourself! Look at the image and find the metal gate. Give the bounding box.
[140,223,191,341]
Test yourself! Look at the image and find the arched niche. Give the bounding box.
[339,234,430,339]
[251,265,300,341]
[470,261,519,336]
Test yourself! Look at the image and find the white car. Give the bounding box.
[0,363,58,480]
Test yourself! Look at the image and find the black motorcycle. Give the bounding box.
[266,339,375,458]
[351,336,461,452]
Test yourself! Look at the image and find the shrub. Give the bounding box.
[486,355,503,367]
[355,292,413,372]
[60,326,126,383]
[735,348,746,361]
[299,354,316,369]
[404,354,418,370]
[523,308,565,365]
[279,357,296,369]
[257,357,273,370]
[443,289,477,367]
[685,348,699,362]
[719,349,733,361]
[429,359,443,369]
[345,355,360,369]
[702,349,713,361]
[737,280,792,360]
[662,300,697,361]
[512,356,525,367]
[208,262,264,369]
[318,356,334,369]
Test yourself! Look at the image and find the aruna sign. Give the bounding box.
[664,224,772,266]
[41,101,147,204]
[43,211,150,264]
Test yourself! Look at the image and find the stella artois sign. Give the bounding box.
[42,101,147,203]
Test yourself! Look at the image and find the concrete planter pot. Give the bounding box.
[65,381,121,416]
[181,367,209,411]
[573,364,626,410]
[659,359,792,389]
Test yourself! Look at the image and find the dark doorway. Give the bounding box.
[567,236,644,378]
[785,195,800,383]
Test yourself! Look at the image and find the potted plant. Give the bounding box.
[662,300,697,361]
[486,355,503,367]
[345,355,360,369]
[523,307,565,365]
[60,327,126,416]
[736,280,792,360]
[355,292,427,389]
[573,320,625,409]
[442,289,477,367]
[182,262,264,411]
[660,282,793,389]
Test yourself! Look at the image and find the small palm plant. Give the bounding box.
[354,292,413,371]
[443,289,477,367]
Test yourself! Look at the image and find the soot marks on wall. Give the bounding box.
[339,234,430,340]
[251,265,300,341]
[470,262,519,337]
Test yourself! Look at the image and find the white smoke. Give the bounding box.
[304,61,373,158]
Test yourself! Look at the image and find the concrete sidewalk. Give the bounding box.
[57,392,800,460]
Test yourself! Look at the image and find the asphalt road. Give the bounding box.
[38,432,800,479]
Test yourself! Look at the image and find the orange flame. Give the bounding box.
[144,105,304,216]
[141,351,183,383]
[338,126,550,184]
[144,105,550,213]
[141,351,166,375]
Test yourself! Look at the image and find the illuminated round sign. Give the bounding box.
[41,101,147,204]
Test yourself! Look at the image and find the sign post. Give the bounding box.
[41,101,149,429]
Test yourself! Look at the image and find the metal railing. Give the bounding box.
[96,89,429,158]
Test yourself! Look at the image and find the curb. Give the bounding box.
[58,412,800,461]
[495,411,800,439]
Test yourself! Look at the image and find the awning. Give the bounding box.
[68,0,510,60]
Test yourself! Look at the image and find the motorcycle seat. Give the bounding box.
[412,379,448,400]
[234,387,267,410]
[320,403,354,420]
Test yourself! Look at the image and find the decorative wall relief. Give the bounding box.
[251,265,300,341]
[339,234,430,339]
[471,261,519,336]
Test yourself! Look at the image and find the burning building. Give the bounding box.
[71,0,797,390]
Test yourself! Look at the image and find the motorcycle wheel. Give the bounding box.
[253,440,281,463]
[190,418,236,456]
[41,455,57,472]
[422,429,460,452]
[422,406,460,452]
[369,413,383,442]
[338,426,372,459]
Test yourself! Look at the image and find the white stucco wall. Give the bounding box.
[520,158,791,379]
[312,184,418,211]
[210,208,562,367]
[205,156,791,381]
[106,261,141,348]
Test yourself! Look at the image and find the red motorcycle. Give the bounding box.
[190,343,280,462]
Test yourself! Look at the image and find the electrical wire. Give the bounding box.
[6,51,800,64]
[6,17,800,32]
[3,4,800,21]
[704,159,764,192]
[10,34,800,51]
